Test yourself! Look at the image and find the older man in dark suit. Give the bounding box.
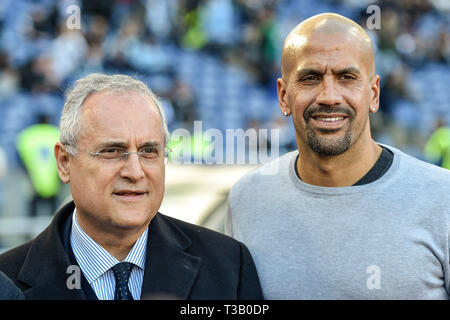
[0,271,23,300]
[0,73,263,300]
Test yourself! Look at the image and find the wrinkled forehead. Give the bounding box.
[281,21,375,79]
[81,90,159,122]
[79,90,164,145]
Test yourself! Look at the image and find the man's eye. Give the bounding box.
[98,148,124,158]
[100,148,122,153]
[340,74,355,80]
[140,146,159,157]
[301,75,320,81]
[141,146,158,153]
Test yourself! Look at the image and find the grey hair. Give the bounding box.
[60,73,170,155]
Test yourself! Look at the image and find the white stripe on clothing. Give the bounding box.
[70,209,147,300]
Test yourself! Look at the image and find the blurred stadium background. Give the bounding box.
[0,0,449,252]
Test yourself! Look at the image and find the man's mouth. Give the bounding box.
[304,105,354,124]
[113,190,148,198]
[313,116,345,122]
[309,114,349,129]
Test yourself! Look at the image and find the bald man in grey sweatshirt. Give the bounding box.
[225,13,450,299]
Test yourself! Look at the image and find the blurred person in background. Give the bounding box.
[19,55,59,94]
[47,23,88,84]
[0,146,6,179]
[0,52,20,98]
[226,13,450,299]
[201,0,237,58]
[167,78,197,130]
[0,146,6,214]
[230,1,280,86]
[0,73,263,300]
[0,271,23,300]
[424,118,450,169]
[16,114,60,216]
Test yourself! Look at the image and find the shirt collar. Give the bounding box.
[70,209,148,284]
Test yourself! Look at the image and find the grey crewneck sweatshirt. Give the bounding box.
[226,145,450,299]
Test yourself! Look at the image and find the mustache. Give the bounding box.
[303,105,355,121]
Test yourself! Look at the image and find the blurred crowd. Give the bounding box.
[0,0,448,129]
[0,0,449,220]
[0,1,449,109]
[359,0,450,139]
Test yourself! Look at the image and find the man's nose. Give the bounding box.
[119,153,145,182]
[315,76,343,106]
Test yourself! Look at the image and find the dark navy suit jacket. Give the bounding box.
[0,201,263,300]
[0,270,24,300]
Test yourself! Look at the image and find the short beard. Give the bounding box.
[306,126,352,156]
[303,105,355,156]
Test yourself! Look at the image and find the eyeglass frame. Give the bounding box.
[63,143,172,165]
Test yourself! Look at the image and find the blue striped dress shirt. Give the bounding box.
[70,209,148,300]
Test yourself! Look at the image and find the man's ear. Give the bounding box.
[369,74,380,113]
[55,142,71,184]
[277,77,291,116]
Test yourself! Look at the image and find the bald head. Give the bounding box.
[281,13,375,80]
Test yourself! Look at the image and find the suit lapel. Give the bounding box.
[141,213,201,300]
[16,205,202,299]
[17,202,86,299]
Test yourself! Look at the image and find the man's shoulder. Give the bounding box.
[391,145,450,180]
[387,145,450,197]
[0,204,69,282]
[0,271,24,300]
[230,151,297,197]
[154,213,263,299]
[0,241,32,281]
[157,213,244,251]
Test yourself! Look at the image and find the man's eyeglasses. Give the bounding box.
[66,145,172,164]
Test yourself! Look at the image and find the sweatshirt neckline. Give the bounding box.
[288,144,401,196]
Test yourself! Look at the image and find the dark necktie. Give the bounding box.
[112,262,134,300]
